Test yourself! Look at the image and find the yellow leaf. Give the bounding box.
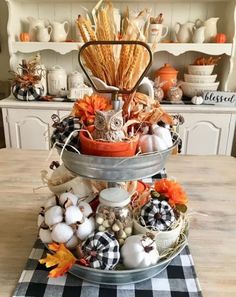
[39,243,77,278]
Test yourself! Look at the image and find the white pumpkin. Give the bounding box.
[139,125,172,153]
[151,125,173,147]
[121,234,159,269]
[191,96,203,105]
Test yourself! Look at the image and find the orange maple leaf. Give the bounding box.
[39,243,77,278]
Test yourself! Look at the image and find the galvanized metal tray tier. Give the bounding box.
[68,235,187,285]
[58,133,179,182]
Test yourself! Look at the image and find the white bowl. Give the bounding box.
[184,74,217,83]
[133,217,183,253]
[188,64,215,75]
[181,81,219,98]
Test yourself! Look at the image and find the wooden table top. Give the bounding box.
[0,149,235,297]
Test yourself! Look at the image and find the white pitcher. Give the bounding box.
[192,26,205,43]
[27,17,46,41]
[35,26,52,42]
[195,17,219,42]
[50,21,69,42]
[175,22,195,43]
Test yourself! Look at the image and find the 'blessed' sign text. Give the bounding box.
[203,91,236,106]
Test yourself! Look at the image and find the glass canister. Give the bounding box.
[47,65,67,96]
[68,71,84,89]
[96,188,133,245]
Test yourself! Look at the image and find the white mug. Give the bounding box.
[149,24,168,43]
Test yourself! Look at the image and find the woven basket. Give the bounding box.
[133,215,183,253]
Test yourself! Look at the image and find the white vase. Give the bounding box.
[133,216,183,253]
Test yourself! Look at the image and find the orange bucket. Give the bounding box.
[80,131,139,157]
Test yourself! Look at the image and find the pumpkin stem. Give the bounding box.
[144,245,154,253]
[141,233,156,253]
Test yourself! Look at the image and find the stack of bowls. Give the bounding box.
[181,64,219,98]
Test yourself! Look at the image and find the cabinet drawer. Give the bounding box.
[179,113,231,155]
[7,109,56,150]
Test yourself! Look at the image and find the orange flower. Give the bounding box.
[71,94,112,126]
[39,243,77,278]
[154,179,188,208]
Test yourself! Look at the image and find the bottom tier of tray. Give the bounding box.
[68,235,187,285]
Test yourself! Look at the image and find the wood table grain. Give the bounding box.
[0,149,235,297]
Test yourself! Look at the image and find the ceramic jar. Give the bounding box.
[48,65,67,96]
[68,71,84,89]
[96,188,133,245]
[155,64,178,97]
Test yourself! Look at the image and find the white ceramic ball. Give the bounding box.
[78,201,93,217]
[59,192,78,207]
[65,206,83,225]
[39,228,52,243]
[76,217,95,241]
[51,223,74,243]
[44,206,63,227]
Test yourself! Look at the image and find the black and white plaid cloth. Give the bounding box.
[13,239,202,297]
[83,232,120,270]
[140,199,176,231]
[51,116,82,149]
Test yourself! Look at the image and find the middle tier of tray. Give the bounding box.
[58,132,179,182]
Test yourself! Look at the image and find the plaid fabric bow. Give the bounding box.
[82,232,120,270]
[51,115,82,150]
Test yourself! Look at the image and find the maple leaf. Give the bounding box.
[39,243,77,278]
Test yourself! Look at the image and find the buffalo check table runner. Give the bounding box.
[13,239,202,297]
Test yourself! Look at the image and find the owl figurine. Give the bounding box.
[93,110,126,142]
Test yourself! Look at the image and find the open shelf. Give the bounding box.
[12,41,233,56]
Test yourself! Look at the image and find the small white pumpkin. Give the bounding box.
[191,96,203,105]
[151,125,173,147]
[121,233,159,269]
[139,125,172,153]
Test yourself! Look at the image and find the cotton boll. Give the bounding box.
[78,201,93,217]
[59,192,78,207]
[44,205,63,227]
[65,206,83,225]
[76,217,95,241]
[39,228,52,244]
[44,196,57,210]
[65,235,79,249]
[51,223,74,243]
[37,213,45,227]
[152,125,173,147]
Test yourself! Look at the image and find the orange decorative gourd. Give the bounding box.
[215,33,226,43]
[20,32,30,42]
[155,64,178,97]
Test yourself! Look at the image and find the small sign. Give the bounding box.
[203,91,236,106]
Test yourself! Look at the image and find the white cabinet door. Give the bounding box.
[179,113,231,155]
[7,109,56,150]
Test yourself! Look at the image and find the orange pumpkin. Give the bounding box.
[215,33,226,43]
[20,32,30,42]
